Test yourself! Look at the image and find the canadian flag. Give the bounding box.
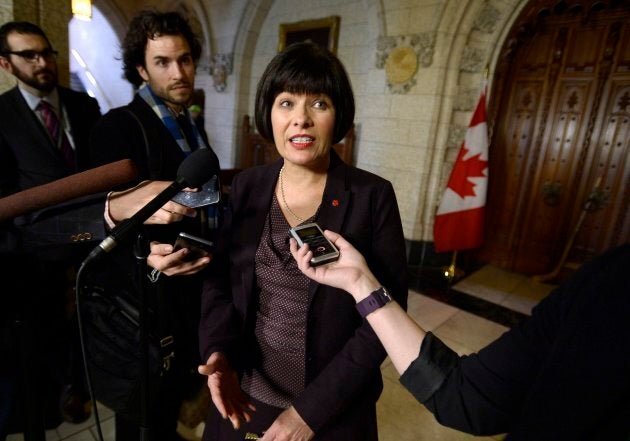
[433,86,489,253]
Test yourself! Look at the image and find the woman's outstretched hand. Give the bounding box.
[198,352,256,430]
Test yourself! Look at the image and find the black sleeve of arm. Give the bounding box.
[399,280,568,436]
[88,109,148,183]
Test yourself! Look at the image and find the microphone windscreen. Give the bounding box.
[0,159,138,221]
[177,149,220,188]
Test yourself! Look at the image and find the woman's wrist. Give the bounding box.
[352,274,382,303]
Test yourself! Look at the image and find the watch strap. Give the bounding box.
[356,287,392,318]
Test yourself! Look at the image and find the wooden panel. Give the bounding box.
[517,31,556,76]
[485,81,543,266]
[515,79,595,272]
[616,24,630,73]
[479,2,630,278]
[564,26,606,74]
[574,81,630,258]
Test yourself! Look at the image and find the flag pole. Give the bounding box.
[434,68,489,281]
[443,250,458,281]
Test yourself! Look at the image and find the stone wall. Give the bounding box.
[0,0,532,246]
[228,0,529,242]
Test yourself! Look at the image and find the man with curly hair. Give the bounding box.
[88,10,218,441]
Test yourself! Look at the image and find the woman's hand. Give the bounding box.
[198,352,256,430]
[108,180,197,224]
[260,406,314,441]
[147,241,210,276]
[289,230,380,301]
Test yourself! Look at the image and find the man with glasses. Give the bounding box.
[0,21,101,179]
[0,21,101,437]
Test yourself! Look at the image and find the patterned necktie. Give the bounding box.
[37,100,76,171]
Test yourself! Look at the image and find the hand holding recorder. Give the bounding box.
[289,223,339,267]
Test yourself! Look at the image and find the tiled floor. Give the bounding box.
[452,264,555,316]
[7,265,556,441]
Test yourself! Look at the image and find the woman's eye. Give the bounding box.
[279,100,292,108]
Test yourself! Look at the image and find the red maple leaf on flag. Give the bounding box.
[447,146,488,198]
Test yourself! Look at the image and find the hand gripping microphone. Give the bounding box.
[84,149,220,264]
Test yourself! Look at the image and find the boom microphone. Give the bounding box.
[84,149,220,263]
[0,159,138,221]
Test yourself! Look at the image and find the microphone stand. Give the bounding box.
[134,232,151,441]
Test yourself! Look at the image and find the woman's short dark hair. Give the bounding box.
[255,42,355,145]
[122,10,202,87]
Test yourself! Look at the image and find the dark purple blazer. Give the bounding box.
[199,151,408,435]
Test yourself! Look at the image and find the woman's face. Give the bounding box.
[271,91,336,168]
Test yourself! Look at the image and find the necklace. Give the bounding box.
[279,165,306,223]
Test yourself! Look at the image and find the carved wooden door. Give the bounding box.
[478,1,630,276]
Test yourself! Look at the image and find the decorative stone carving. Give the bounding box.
[376,33,435,94]
[460,46,486,73]
[208,52,233,93]
[447,125,467,149]
[473,4,501,34]
[454,88,480,111]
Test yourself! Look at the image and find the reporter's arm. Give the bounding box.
[290,230,544,435]
[290,230,426,374]
[107,180,197,225]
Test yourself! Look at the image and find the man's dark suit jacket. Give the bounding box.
[0,86,101,195]
[0,86,101,432]
[0,85,102,252]
[199,151,408,437]
[89,94,210,183]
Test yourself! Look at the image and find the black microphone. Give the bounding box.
[84,149,220,263]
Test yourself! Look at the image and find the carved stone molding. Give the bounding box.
[460,46,486,73]
[473,3,501,34]
[208,52,233,93]
[376,33,435,94]
[447,125,467,149]
[454,87,480,111]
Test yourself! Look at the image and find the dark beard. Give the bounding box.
[14,66,57,93]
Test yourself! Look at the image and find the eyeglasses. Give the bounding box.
[2,48,58,63]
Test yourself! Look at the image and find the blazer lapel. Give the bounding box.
[3,88,69,181]
[317,151,351,233]
[308,151,351,298]
[240,159,283,307]
[7,87,56,153]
